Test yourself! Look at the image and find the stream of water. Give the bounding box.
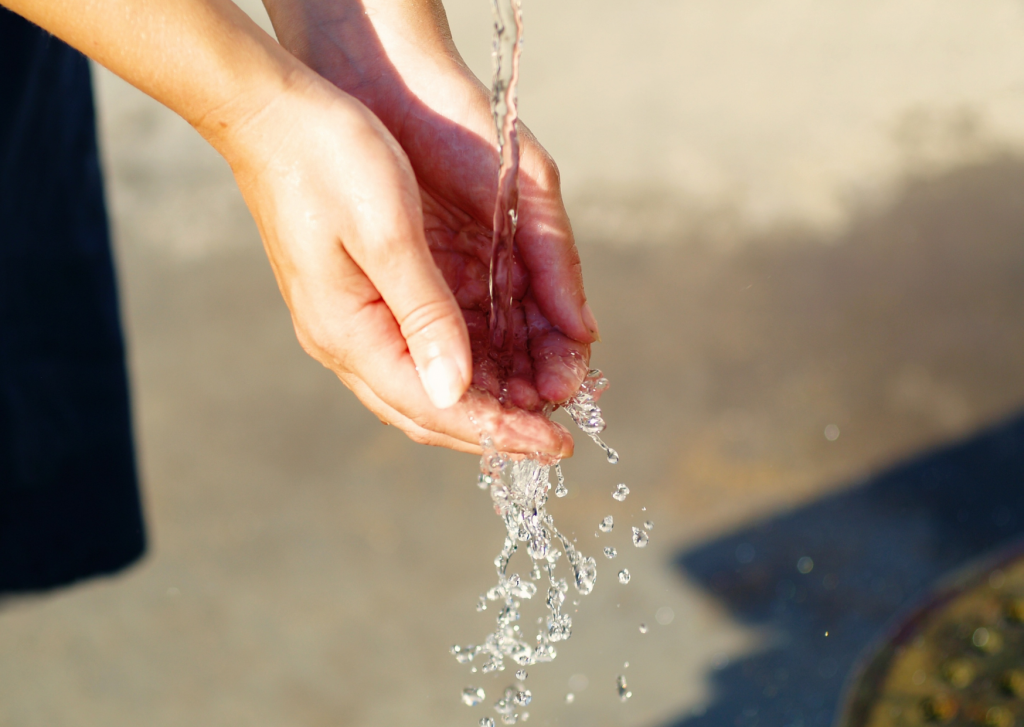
[486,0,523,370]
[449,0,645,722]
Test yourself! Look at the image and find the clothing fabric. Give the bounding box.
[0,8,145,591]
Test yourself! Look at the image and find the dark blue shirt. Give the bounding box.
[0,8,145,591]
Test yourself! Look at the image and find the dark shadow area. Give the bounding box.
[670,413,1024,727]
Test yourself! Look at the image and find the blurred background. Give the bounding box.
[3,1,1024,725]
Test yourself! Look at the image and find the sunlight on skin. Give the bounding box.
[261,0,599,455]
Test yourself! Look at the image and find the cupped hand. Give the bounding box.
[222,70,576,455]
[262,0,600,451]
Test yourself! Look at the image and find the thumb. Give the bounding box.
[343,183,472,410]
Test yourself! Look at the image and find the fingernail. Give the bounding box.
[421,356,465,409]
[581,302,601,342]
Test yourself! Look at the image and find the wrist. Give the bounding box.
[262,0,464,98]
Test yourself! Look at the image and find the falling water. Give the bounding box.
[487,0,524,368]
[452,0,645,720]
[454,371,616,723]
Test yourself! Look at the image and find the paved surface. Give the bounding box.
[4,2,1024,726]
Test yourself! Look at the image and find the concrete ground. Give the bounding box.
[4,2,1024,726]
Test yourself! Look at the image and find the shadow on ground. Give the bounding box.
[670,412,1024,727]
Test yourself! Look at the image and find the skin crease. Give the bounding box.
[2,0,598,456]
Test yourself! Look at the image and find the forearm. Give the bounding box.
[3,0,308,159]
[260,0,463,92]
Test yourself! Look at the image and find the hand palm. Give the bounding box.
[262,5,598,454]
[370,60,593,409]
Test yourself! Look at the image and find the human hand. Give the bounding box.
[219,72,578,456]
[262,0,600,452]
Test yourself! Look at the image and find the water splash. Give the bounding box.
[553,464,567,498]
[454,0,635,713]
[454,373,617,708]
[562,372,619,462]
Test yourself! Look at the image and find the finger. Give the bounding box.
[514,133,600,345]
[340,129,473,410]
[340,374,483,453]
[341,297,572,457]
[348,377,574,459]
[524,294,590,403]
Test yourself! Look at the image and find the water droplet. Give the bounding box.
[520,713,529,722]
[501,715,518,726]
[606,448,620,464]
[604,546,617,559]
[797,556,814,574]
[616,674,632,702]
[655,606,674,625]
[565,693,575,704]
[644,520,654,530]
[476,596,487,612]
[463,687,486,707]
[624,661,629,668]
[481,718,495,727]
[460,369,622,704]
[639,623,648,634]
[554,463,568,497]
[612,483,630,502]
[598,516,614,533]
[631,527,649,548]
[618,569,631,584]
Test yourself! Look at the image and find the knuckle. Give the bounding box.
[398,298,461,344]
[537,154,562,191]
[294,319,350,371]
